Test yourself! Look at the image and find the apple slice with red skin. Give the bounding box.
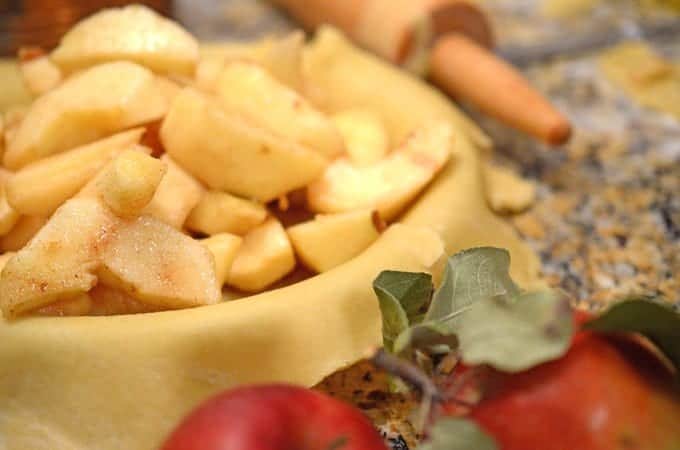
[443,331,680,450]
[161,384,388,450]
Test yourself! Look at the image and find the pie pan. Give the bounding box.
[0,28,539,450]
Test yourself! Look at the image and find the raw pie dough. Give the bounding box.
[599,41,680,120]
[0,28,540,450]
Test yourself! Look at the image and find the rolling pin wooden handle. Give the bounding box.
[269,0,365,34]
[430,34,572,145]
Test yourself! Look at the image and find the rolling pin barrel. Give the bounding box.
[268,0,365,34]
[271,0,492,64]
[272,0,571,145]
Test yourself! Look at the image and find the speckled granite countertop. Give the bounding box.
[177,1,679,447]
[473,0,679,309]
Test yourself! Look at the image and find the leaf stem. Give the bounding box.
[370,348,443,432]
[370,348,442,401]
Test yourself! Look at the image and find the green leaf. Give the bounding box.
[375,248,574,373]
[393,320,459,355]
[374,271,433,320]
[375,287,410,352]
[584,298,680,375]
[425,247,519,327]
[419,418,498,450]
[456,290,574,372]
[374,271,433,351]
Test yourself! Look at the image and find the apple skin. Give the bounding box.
[453,332,680,450]
[161,384,388,450]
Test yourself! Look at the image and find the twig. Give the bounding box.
[370,348,442,401]
[370,348,443,432]
[370,348,481,431]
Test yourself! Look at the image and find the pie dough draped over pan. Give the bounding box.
[0,27,540,450]
[305,27,539,287]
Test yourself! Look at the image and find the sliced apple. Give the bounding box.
[2,106,27,154]
[51,5,199,76]
[227,218,296,292]
[307,121,453,220]
[201,233,243,286]
[143,155,204,229]
[331,109,389,166]
[287,210,381,273]
[0,199,109,318]
[254,31,306,93]
[2,106,26,129]
[98,215,220,309]
[161,88,327,202]
[0,215,47,252]
[35,294,93,317]
[156,76,182,104]
[97,150,167,217]
[214,61,343,160]
[0,169,20,236]
[0,195,222,318]
[88,284,162,315]
[0,194,20,237]
[76,145,152,198]
[19,54,62,96]
[197,32,305,93]
[195,56,226,92]
[0,115,4,159]
[6,128,144,216]
[23,277,170,318]
[0,60,32,113]
[4,61,168,170]
[186,191,268,236]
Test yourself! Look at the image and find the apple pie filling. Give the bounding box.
[0,5,453,319]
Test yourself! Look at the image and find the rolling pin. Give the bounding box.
[270,0,572,146]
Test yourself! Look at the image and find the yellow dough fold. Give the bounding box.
[1,224,443,450]
[304,27,540,286]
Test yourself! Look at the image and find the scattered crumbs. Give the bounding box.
[541,0,598,19]
[599,42,680,120]
[484,162,537,214]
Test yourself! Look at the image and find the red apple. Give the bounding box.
[454,332,680,450]
[161,384,388,450]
